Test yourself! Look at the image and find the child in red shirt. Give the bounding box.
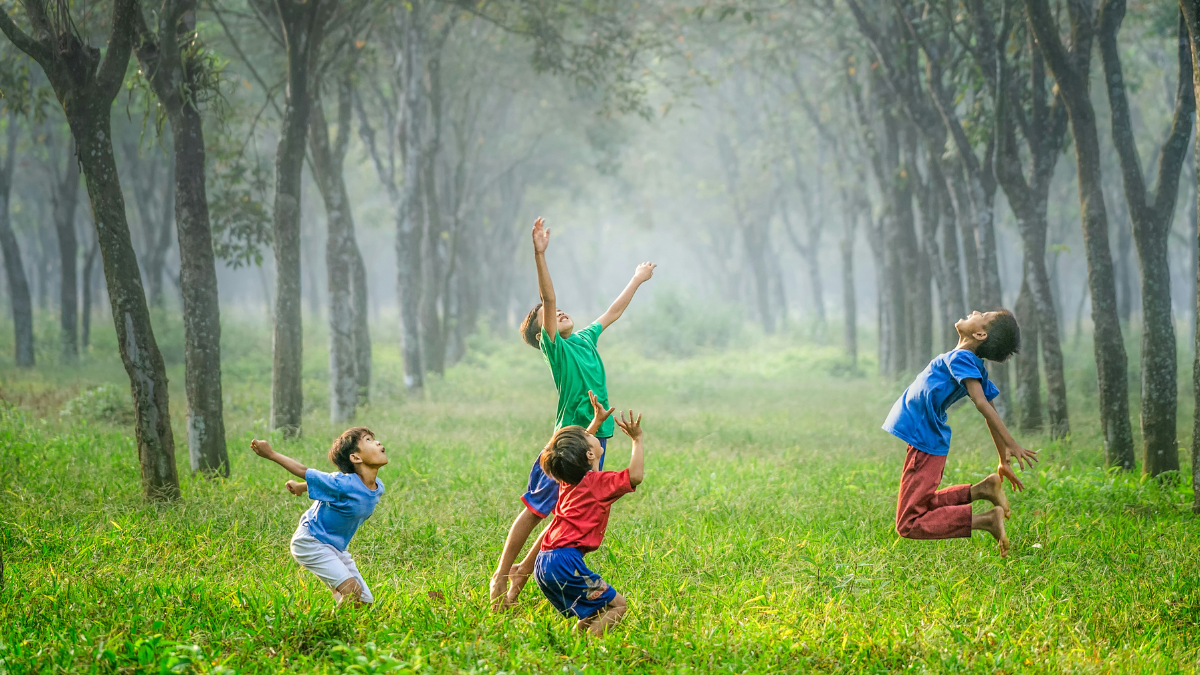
[534,402,645,636]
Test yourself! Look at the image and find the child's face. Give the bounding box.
[585,434,603,470]
[955,310,1000,341]
[351,434,389,469]
[542,307,574,337]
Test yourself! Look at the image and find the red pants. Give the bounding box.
[895,445,972,539]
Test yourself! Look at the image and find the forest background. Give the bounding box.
[1,0,1199,673]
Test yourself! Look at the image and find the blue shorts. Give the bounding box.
[534,547,618,619]
[522,436,607,518]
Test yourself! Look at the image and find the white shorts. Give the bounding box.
[290,524,374,603]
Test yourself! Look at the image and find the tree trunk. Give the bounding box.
[1100,0,1192,477]
[1113,201,1134,323]
[73,107,180,499]
[841,209,859,368]
[52,139,81,363]
[0,117,34,368]
[169,102,228,476]
[397,3,427,392]
[350,245,371,403]
[1185,0,1200,510]
[1014,272,1043,432]
[81,239,98,351]
[420,154,448,372]
[269,0,332,436]
[309,96,358,423]
[1027,0,1135,469]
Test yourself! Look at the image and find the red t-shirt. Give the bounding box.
[541,469,635,553]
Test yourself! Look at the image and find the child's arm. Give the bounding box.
[532,217,557,344]
[286,480,308,496]
[250,439,309,480]
[965,380,1039,490]
[596,262,656,330]
[615,410,645,487]
[586,390,615,435]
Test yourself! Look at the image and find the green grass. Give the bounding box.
[0,314,1198,674]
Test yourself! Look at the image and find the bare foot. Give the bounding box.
[973,506,1009,558]
[971,473,1010,519]
[505,565,532,606]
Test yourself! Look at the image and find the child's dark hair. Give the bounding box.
[520,302,543,349]
[539,425,592,485]
[329,426,375,474]
[977,309,1021,362]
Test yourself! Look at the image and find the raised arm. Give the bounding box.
[250,439,309,479]
[596,262,656,330]
[965,380,1038,490]
[586,390,615,435]
[532,217,557,344]
[615,411,645,487]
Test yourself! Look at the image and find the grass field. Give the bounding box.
[1,313,1198,674]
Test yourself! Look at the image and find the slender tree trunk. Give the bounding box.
[1185,0,1200,510]
[1100,0,1192,476]
[73,108,179,499]
[397,4,427,391]
[1113,201,1134,323]
[310,97,358,423]
[1015,272,1043,432]
[53,141,80,363]
[168,101,228,476]
[81,239,98,351]
[420,155,448,372]
[1027,0,1135,468]
[350,246,371,403]
[0,117,33,367]
[841,209,858,368]
[269,0,331,436]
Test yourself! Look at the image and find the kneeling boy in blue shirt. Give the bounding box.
[882,310,1038,557]
[251,427,387,606]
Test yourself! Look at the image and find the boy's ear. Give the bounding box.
[972,329,988,342]
[349,452,363,466]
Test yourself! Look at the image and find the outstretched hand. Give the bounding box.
[285,480,307,496]
[998,460,1025,492]
[615,410,643,441]
[250,439,275,459]
[1008,443,1039,471]
[633,262,657,282]
[532,217,549,254]
[588,390,615,426]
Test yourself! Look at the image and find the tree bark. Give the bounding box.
[134,1,229,476]
[1185,0,1200,509]
[397,3,427,391]
[309,86,364,423]
[1014,273,1043,432]
[841,207,859,368]
[1100,0,1193,477]
[0,116,33,367]
[81,239,98,351]
[1026,0,1135,469]
[265,0,333,436]
[51,136,80,362]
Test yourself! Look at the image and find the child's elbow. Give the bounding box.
[628,470,644,487]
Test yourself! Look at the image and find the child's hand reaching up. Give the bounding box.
[633,262,657,283]
[589,390,615,424]
[531,217,549,254]
[615,410,643,441]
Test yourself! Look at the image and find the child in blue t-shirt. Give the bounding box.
[251,427,387,606]
[882,310,1039,557]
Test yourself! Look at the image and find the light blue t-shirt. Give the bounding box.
[298,469,384,551]
[882,349,1000,456]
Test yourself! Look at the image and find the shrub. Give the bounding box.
[621,287,745,357]
[60,384,135,426]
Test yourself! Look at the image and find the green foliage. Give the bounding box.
[207,136,273,268]
[617,287,744,357]
[59,384,135,426]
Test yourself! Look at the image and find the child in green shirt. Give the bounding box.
[489,216,655,610]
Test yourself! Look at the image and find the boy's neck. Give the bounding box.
[355,466,380,490]
[954,337,980,353]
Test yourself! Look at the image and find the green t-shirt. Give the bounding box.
[540,321,613,438]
